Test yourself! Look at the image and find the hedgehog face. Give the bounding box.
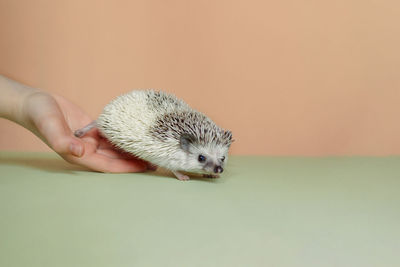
[180,133,231,174]
[194,146,229,174]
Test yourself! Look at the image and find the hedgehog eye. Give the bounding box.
[198,155,206,163]
[221,156,225,162]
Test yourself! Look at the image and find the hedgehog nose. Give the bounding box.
[214,166,223,173]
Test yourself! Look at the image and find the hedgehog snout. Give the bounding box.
[214,166,223,174]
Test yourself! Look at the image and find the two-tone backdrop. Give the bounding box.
[1,0,400,155]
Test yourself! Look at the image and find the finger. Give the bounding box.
[100,151,156,171]
[91,146,156,171]
[96,147,147,161]
[95,148,128,159]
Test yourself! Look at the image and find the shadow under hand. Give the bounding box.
[0,154,89,174]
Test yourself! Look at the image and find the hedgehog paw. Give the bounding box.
[172,171,190,181]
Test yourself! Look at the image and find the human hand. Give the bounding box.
[21,91,149,172]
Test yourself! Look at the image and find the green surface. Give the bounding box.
[0,152,399,267]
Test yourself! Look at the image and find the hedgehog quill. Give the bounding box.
[74,90,233,181]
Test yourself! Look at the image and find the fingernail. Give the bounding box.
[69,143,83,157]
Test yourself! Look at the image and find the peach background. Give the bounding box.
[1,0,400,155]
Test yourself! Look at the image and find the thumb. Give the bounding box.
[68,138,85,157]
[50,135,85,158]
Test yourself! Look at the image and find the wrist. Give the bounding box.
[0,75,40,125]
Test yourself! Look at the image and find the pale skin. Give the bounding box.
[0,75,150,173]
[172,171,190,181]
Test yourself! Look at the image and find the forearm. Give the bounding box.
[0,75,40,124]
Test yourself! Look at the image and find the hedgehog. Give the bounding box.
[74,90,233,181]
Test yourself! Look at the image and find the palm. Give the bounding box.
[25,92,148,173]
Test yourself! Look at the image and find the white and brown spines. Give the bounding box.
[94,89,233,176]
[220,130,233,147]
[149,110,233,148]
[144,90,189,113]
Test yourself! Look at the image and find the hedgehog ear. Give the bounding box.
[180,133,196,152]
